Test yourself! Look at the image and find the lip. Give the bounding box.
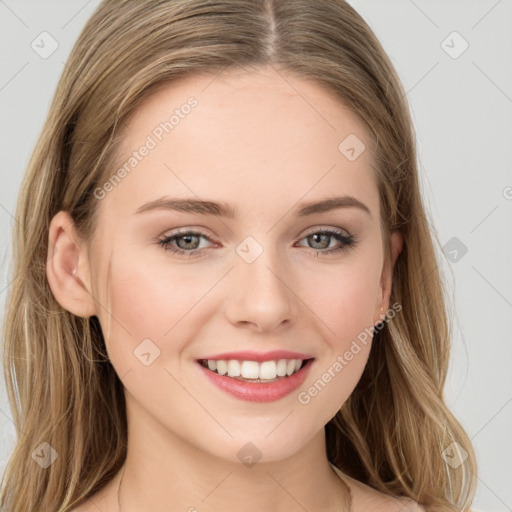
[196,358,314,403]
[196,350,314,362]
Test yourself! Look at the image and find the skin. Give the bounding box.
[47,65,404,511]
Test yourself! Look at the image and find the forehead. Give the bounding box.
[101,66,378,221]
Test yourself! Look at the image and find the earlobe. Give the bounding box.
[46,211,96,317]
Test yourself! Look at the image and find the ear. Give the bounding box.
[46,210,97,317]
[374,230,403,325]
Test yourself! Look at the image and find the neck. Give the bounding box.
[117,425,351,512]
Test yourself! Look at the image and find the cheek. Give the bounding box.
[113,271,178,336]
[335,274,379,338]
[98,257,205,370]
[298,258,381,416]
[313,258,382,345]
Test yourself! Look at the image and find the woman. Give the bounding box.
[0,1,477,511]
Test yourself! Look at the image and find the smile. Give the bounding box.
[199,357,307,381]
[196,357,315,402]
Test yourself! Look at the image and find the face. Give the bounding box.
[52,65,401,464]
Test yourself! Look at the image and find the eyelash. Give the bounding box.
[156,228,356,259]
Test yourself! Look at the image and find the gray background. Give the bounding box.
[1,1,511,510]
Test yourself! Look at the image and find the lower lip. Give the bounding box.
[196,359,314,403]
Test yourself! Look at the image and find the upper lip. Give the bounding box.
[196,350,314,362]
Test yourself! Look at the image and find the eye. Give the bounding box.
[155,227,357,259]
[296,228,356,256]
[156,229,214,258]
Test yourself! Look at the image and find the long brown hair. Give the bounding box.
[0,1,477,510]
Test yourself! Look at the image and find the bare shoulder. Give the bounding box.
[340,471,425,512]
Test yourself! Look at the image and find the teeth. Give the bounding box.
[259,361,276,379]
[227,360,241,377]
[276,359,287,376]
[201,358,306,379]
[240,360,259,379]
[216,360,228,376]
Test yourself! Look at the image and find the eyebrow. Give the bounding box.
[134,195,371,218]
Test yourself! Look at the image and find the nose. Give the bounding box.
[224,244,299,332]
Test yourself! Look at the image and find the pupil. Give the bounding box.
[179,235,198,249]
[310,233,328,249]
